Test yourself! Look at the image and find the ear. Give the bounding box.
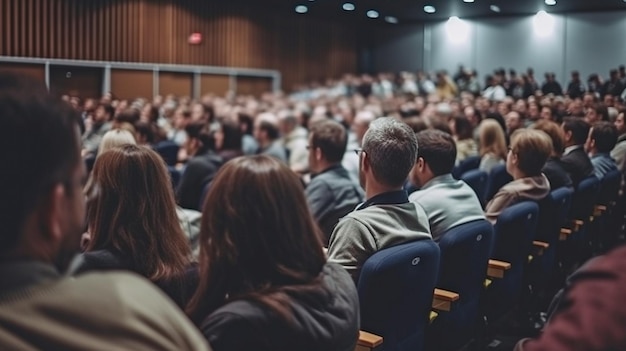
[38,184,66,246]
[416,157,426,172]
[315,147,323,161]
[360,152,370,173]
[564,130,573,141]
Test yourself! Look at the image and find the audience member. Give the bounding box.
[585,104,609,124]
[409,130,485,241]
[586,121,619,179]
[214,119,243,163]
[97,128,136,155]
[169,106,191,146]
[532,120,573,189]
[254,113,288,163]
[78,145,197,308]
[478,119,508,173]
[485,129,552,222]
[279,112,309,173]
[561,117,594,186]
[305,119,364,244]
[450,115,479,164]
[82,103,113,157]
[327,117,431,283]
[506,111,524,137]
[611,110,626,173]
[343,110,376,184]
[0,73,209,351]
[186,155,359,351]
[177,121,223,210]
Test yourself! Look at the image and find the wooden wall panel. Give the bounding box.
[236,76,273,97]
[159,71,193,97]
[0,63,45,82]
[49,65,103,99]
[200,75,230,97]
[110,69,154,100]
[0,0,357,93]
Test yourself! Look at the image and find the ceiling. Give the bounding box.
[253,0,626,24]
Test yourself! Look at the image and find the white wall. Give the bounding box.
[372,10,626,84]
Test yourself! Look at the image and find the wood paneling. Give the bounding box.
[236,76,273,97]
[49,65,103,99]
[0,62,45,81]
[111,69,154,100]
[0,0,357,92]
[159,71,193,97]
[200,75,230,97]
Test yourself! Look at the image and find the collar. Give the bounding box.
[564,144,583,156]
[421,174,455,190]
[592,152,612,159]
[311,164,345,179]
[356,190,408,211]
[0,260,60,294]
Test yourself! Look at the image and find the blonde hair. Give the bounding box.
[98,129,137,156]
[479,119,507,159]
[510,129,552,176]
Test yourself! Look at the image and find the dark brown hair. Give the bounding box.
[186,155,326,324]
[85,144,191,281]
[532,120,565,156]
[309,119,348,163]
[416,129,457,176]
[591,121,618,153]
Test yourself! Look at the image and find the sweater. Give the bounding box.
[485,174,550,223]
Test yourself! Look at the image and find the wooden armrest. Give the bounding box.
[569,219,584,232]
[560,228,572,241]
[594,205,607,217]
[487,259,511,279]
[356,331,383,351]
[532,241,549,256]
[432,288,460,311]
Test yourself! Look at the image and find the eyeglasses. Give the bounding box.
[354,149,364,156]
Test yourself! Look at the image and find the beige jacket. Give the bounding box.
[485,174,550,223]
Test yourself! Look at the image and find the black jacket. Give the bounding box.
[560,146,593,187]
[542,157,573,190]
[177,150,223,210]
[199,263,360,351]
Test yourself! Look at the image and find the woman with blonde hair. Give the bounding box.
[478,119,508,173]
[97,128,136,155]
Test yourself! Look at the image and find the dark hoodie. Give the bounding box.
[199,263,360,351]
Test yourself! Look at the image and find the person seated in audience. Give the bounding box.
[238,112,259,155]
[176,121,223,210]
[135,120,158,146]
[327,118,431,283]
[279,111,309,173]
[78,145,197,308]
[514,244,626,351]
[450,115,478,165]
[168,106,191,146]
[506,111,524,138]
[97,128,136,155]
[0,73,209,351]
[305,119,364,244]
[586,121,619,179]
[343,110,375,185]
[478,119,508,173]
[611,110,626,173]
[585,104,609,124]
[561,117,594,186]
[186,155,359,351]
[409,130,485,241]
[485,129,552,223]
[214,119,243,163]
[254,112,288,163]
[532,120,573,189]
[82,103,113,157]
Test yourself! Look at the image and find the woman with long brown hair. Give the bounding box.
[186,155,359,351]
[478,118,508,173]
[77,144,196,308]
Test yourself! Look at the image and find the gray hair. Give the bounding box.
[362,117,418,187]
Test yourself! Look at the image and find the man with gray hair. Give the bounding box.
[327,117,432,284]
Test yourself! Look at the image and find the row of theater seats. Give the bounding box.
[355,158,623,351]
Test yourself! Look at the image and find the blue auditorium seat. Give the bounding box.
[483,164,513,204]
[461,169,489,206]
[358,239,440,351]
[452,155,481,179]
[155,140,179,166]
[168,166,181,190]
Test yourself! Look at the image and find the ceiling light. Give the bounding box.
[545,0,556,5]
[490,5,501,12]
[295,5,308,13]
[385,16,399,24]
[342,2,355,11]
[366,10,379,18]
[463,0,475,2]
[424,5,436,13]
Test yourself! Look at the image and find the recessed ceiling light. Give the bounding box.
[295,5,308,13]
[342,2,355,11]
[385,16,399,24]
[545,0,556,5]
[366,10,379,18]
[424,5,436,13]
[463,0,475,2]
[490,5,501,12]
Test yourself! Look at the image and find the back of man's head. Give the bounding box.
[591,121,618,153]
[0,72,80,254]
[562,117,590,145]
[362,118,418,187]
[309,119,347,163]
[416,130,457,176]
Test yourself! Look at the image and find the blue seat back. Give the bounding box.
[461,169,489,206]
[358,239,440,351]
[428,219,493,350]
[483,164,513,203]
[598,169,622,207]
[155,140,179,166]
[168,166,181,190]
[488,201,539,319]
[452,155,481,179]
[536,187,574,244]
[570,176,600,221]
